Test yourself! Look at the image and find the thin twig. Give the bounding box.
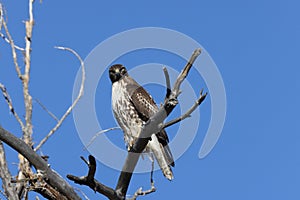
[34,46,86,151]
[162,89,207,129]
[163,67,171,100]
[74,188,90,200]
[80,156,89,166]
[128,181,156,200]
[172,48,201,97]
[0,83,25,130]
[2,15,22,79]
[0,142,18,200]
[34,98,59,122]
[83,127,121,151]
[0,32,25,51]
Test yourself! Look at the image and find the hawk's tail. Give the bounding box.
[148,135,174,181]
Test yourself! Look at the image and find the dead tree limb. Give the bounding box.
[68,48,206,200]
[0,32,25,51]
[0,83,25,130]
[1,8,22,79]
[67,156,118,199]
[162,89,207,129]
[34,46,86,152]
[0,142,18,200]
[0,126,81,200]
[34,98,59,122]
[0,2,84,199]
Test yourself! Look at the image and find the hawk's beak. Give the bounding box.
[115,71,121,80]
[109,70,121,83]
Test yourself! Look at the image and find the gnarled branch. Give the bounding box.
[67,156,118,199]
[0,126,81,200]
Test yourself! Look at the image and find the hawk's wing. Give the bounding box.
[126,78,175,167]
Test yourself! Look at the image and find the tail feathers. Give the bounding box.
[163,144,175,167]
[148,135,174,181]
[161,144,174,180]
[162,165,174,181]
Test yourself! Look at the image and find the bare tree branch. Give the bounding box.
[14,1,36,197]
[162,89,207,129]
[74,188,90,200]
[23,0,34,145]
[1,9,22,79]
[1,2,85,199]
[84,127,121,151]
[0,83,25,130]
[0,32,25,51]
[172,48,201,98]
[128,182,156,200]
[0,141,19,200]
[67,156,118,199]
[0,126,81,200]
[34,46,86,151]
[34,98,59,122]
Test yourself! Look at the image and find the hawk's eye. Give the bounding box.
[120,67,126,74]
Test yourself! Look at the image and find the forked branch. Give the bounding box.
[162,89,207,129]
[0,126,81,200]
[67,156,118,199]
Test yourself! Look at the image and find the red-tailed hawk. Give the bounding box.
[109,64,174,180]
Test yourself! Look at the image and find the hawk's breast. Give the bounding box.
[111,78,143,147]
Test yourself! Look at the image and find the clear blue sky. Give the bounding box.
[0,0,300,199]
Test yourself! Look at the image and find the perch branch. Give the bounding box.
[162,89,207,129]
[34,46,86,151]
[0,126,81,200]
[0,83,25,130]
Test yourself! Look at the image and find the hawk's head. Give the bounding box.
[109,64,128,83]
